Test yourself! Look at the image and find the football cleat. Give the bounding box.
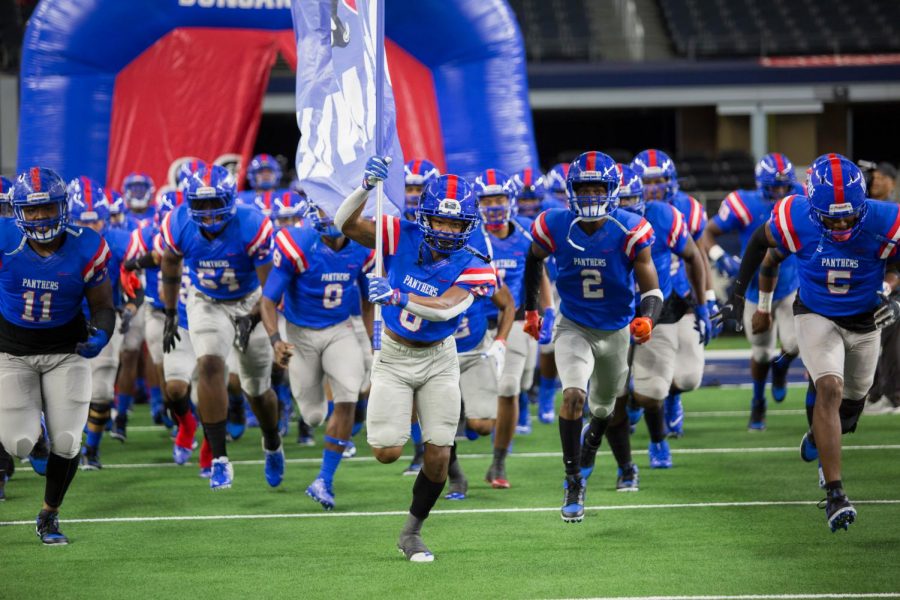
[537,385,556,424]
[800,431,818,463]
[821,488,856,532]
[444,475,468,500]
[579,423,599,481]
[296,419,315,446]
[264,447,285,488]
[397,532,434,562]
[305,477,335,510]
[403,445,425,476]
[210,457,233,490]
[561,475,586,523]
[109,414,128,442]
[817,462,826,489]
[199,467,212,479]
[748,406,766,431]
[664,393,684,438]
[80,446,102,471]
[342,441,357,459]
[616,464,640,492]
[35,510,68,545]
[485,463,510,489]
[173,443,193,466]
[770,354,791,403]
[648,440,673,469]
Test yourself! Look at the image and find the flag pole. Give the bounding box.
[372,0,385,352]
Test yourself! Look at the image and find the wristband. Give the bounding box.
[162,275,180,285]
[704,289,717,302]
[708,244,725,262]
[270,332,282,345]
[164,308,177,319]
[757,291,773,314]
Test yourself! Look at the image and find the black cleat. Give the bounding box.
[109,414,128,442]
[820,488,856,532]
[80,446,102,470]
[561,475,585,523]
[35,510,69,545]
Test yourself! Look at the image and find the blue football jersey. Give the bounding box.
[452,227,493,353]
[769,195,900,318]
[532,208,655,330]
[642,201,689,299]
[125,207,156,232]
[161,204,273,301]
[483,216,532,320]
[265,226,374,328]
[379,216,497,343]
[124,225,165,310]
[714,188,800,303]
[0,220,110,329]
[670,191,707,298]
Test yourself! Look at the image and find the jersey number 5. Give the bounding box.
[826,270,851,295]
[581,269,604,299]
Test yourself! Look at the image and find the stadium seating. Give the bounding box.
[658,0,900,59]
[677,149,756,192]
[506,0,596,61]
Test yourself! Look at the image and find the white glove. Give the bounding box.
[484,339,507,380]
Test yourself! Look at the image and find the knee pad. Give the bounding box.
[10,435,38,459]
[302,406,326,428]
[50,431,82,459]
[498,374,519,398]
[750,345,774,364]
[88,402,112,427]
[839,398,865,434]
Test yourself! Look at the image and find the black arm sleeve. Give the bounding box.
[524,249,544,311]
[124,253,158,271]
[91,305,116,339]
[733,224,772,298]
[639,294,664,323]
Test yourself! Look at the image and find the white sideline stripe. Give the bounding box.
[2,499,899,527]
[13,445,900,473]
[555,594,900,600]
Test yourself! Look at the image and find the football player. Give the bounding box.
[260,201,373,510]
[0,168,115,544]
[67,177,141,470]
[524,151,661,523]
[237,154,284,208]
[122,172,157,227]
[403,159,440,221]
[0,175,13,218]
[700,153,802,429]
[720,154,900,531]
[630,149,718,437]
[161,165,281,490]
[336,157,496,562]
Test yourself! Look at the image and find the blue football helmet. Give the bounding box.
[404,159,440,220]
[307,202,342,238]
[510,168,546,218]
[157,190,185,221]
[185,165,237,234]
[617,163,645,215]
[178,159,208,190]
[108,189,125,215]
[247,154,282,191]
[473,168,515,228]
[546,163,570,204]
[566,151,621,220]
[755,153,797,202]
[0,175,13,218]
[631,149,678,202]
[68,176,110,225]
[272,191,307,225]
[806,154,868,243]
[417,174,479,253]
[12,167,70,242]
[122,172,156,211]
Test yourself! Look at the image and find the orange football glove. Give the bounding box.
[523,310,542,340]
[630,316,653,344]
[120,265,142,300]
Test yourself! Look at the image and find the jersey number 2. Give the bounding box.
[22,291,52,323]
[581,269,604,299]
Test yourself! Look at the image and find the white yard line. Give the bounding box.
[2,499,899,527]
[554,594,900,600]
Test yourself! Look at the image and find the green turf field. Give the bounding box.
[2,387,898,599]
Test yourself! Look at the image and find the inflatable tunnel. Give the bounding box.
[17,0,538,191]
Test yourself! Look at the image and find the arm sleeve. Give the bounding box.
[524,248,544,311]
[404,293,475,322]
[733,224,772,297]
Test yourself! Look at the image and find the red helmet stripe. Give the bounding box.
[829,157,844,204]
[523,168,532,185]
[412,160,422,175]
[30,167,41,191]
[585,153,596,172]
[265,191,273,209]
[81,176,93,210]
[486,169,496,186]
[773,153,785,172]
[204,169,213,186]
[282,192,292,206]
[446,175,458,199]
[648,149,658,168]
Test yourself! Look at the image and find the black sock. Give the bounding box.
[203,420,228,458]
[271,365,286,388]
[168,395,191,417]
[806,381,816,427]
[559,416,582,477]
[409,470,446,521]
[825,479,843,494]
[605,419,633,469]
[584,415,609,449]
[44,453,80,509]
[492,446,507,466]
[261,427,281,451]
[644,404,666,443]
[448,442,463,480]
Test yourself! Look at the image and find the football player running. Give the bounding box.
[700,153,802,430]
[719,154,900,532]
[0,168,115,544]
[525,152,662,523]
[336,157,496,562]
[161,165,282,490]
[260,201,373,510]
[404,159,440,222]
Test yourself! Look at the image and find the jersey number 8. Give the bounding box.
[323,283,343,308]
[399,309,422,332]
